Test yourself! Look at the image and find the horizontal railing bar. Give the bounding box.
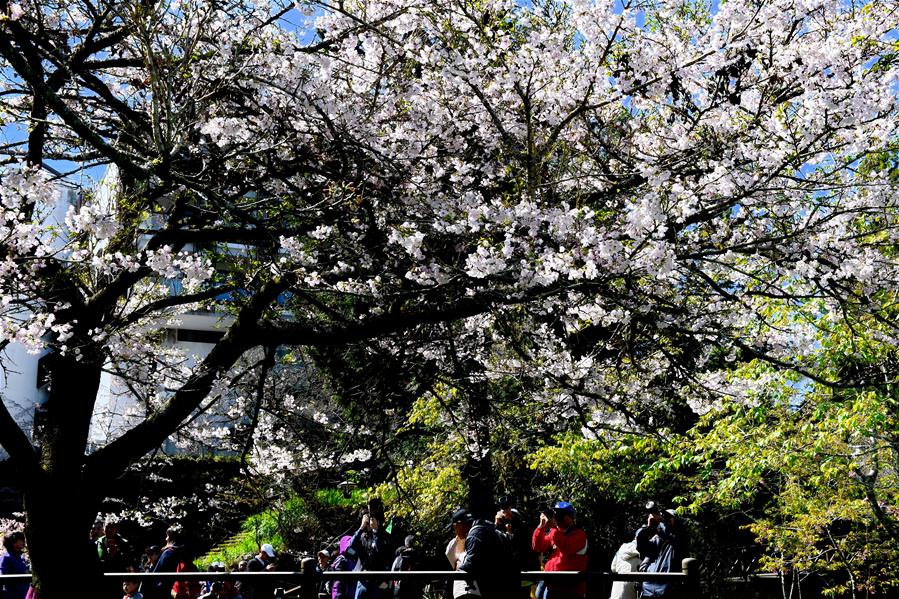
[0,570,689,582]
[0,570,687,581]
[319,571,689,581]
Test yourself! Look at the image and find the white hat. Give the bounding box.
[261,543,276,557]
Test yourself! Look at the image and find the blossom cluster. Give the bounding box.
[1,0,897,461]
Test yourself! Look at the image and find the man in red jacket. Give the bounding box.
[532,502,589,599]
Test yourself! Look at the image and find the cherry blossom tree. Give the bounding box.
[0,0,897,594]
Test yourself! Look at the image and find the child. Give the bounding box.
[123,580,143,599]
[198,582,224,599]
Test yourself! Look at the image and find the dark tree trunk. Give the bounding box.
[463,383,495,520]
[24,353,105,598]
[462,454,495,520]
[24,476,102,597]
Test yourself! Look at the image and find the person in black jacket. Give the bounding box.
[495,507,538,599]
[247,543,278,599]
[458,517,516,599]
[351,509,394,599]
[390,536,423,599]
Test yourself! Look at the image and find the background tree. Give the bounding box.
[645,303,899,595]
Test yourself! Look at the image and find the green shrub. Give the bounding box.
[198,488,366,569]
[315,487,367,508]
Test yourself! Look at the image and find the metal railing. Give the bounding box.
[0,557,701,598]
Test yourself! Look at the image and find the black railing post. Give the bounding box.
[682,557,701,599]
[300,557,318,599]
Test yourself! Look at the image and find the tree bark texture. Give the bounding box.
[24,354,105,597]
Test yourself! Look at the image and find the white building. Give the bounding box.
[1,166,232,456]
[0,169,81,450]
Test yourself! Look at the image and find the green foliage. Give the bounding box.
[198,528,267,571]
[642,0,713,37]
[315,487,368,508]
[375,433,468,536]
[199,488,367,569]
[649,359,899,594]
[374,378,548,551]
[199,499,299,568]
[529,432,667,505]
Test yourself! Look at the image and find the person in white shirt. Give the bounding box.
[609,540,641,599]
[445,509,474,598]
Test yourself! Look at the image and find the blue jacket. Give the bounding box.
[635,522,684,598]
[143,544,181,599]
[0,551,29,599]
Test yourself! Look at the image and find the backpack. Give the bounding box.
[391,549,422,598]
[391,552,411,573]
[329,555,357,599]
[494,529,517,575]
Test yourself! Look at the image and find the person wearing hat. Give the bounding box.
[390,535,423,599]
[634,508,685,598]
[249,543,277,571]
[445,509,473,598]
[316,549,333,599]
[247,542,278,598]
[531,501,589,599]
[495,502,539,599]
[330,535,359,599]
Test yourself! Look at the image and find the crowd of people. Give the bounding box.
[93,522,241,599]
[317,498,685,599]
[0,500,685,599]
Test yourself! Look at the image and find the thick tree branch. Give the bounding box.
[118,284,239,328]
[82,279,288,483]
[261,293,500,346]
[0,394,39,477]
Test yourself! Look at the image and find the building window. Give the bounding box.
[174,329,225,344]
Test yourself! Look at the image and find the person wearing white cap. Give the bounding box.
[247,542,278,597]
[249,543,277,569]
